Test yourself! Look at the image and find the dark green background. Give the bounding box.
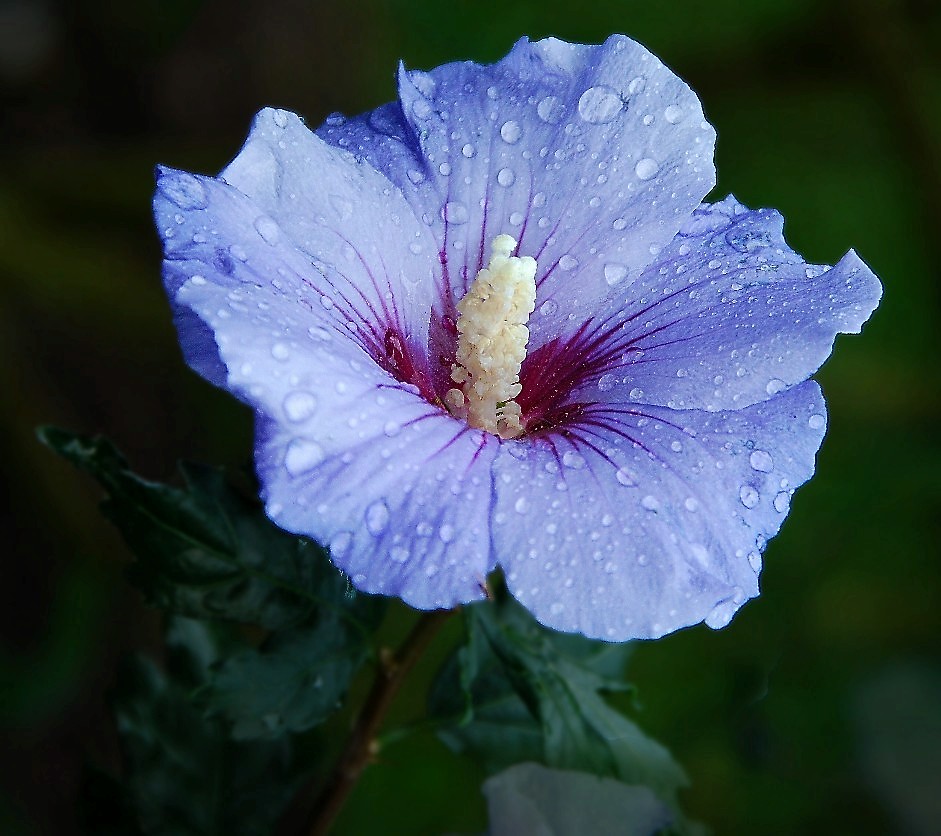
[2,0,939,833]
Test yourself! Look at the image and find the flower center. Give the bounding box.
[445,234,537,439]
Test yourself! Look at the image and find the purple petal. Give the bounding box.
[254,406,498,610]
[155,165,345,387]
[318,35,716,342]
[157,166,496,608]
[221,108,440,350]
[493,381,828,641]
[567,196,882,412]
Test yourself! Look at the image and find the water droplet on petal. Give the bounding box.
[390,546,409,563]
[255,215,280,244]
[461,143,475,158]
[365,501,390,535]
[664,104,684,123]
[537,95,563,124]
[634,158,659,180]
[559,254,578,271]
[577,85,624,123]
[739,485,760,509]
[271,342,290,361]
[616,467,636,487]
[641,495,660,511]
[539,299,558,316]
[497,167,515,187]
[773,491,790,513]
[808,413,826,430]
[562,450,585,469]
[749,449,774,472]
[284,438,324,475]
[443,202,468,224]
[514,496,529,514]
[598,373,616,392]
[330,531,353,558]
[500,120,522,143]
[765,378,786,395]
[439,524,455,543]
[604,263,628,286]
[283,391,317,422]
[272,109,289,128]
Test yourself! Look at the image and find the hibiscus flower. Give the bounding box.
[154,35,880,640]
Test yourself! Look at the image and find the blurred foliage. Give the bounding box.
[2,0,940,833]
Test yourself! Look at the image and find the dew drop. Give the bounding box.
[539,299,558,316]
[808,413,826,430]
[497,167,515,187]
[407,169,425,184]
[411,98,432,120]
[765,378,786,395]
[641,495,660,512]
[439,524,455,543]
[509,211,525,226]
[443,202,468,224]
[390,546,409,563]
[577,85,624,123]
[749,449,774,473]
[500,120,522,143]
[514,496,529,514]
[272,109,289,128]
[329,531,353,558]
[773,491,790,513]
[283,391,317,422]
[271,342,290,361]
[664,104,684,124]
[598,373,616,392]
[634,158,659,180]
[627,76,646,94]
[365,501,390,535]
[229,244,248,262]
[254,216,280,244]
[604,263,628,286]
[562,450,585,469]
[616,467,636,487]
[461,143,475,158]
[537,95,563,124]
[739,485,760,509]
[284,438,324,475]
[559,254,578,271]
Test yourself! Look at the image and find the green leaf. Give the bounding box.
[199,606,380,740]
[37,427,375,632]
[110,617,304,836]
[430,597,687,809]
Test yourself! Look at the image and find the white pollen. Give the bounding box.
[447,234,537,438]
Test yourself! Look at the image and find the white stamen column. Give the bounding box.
[445,234,537,439]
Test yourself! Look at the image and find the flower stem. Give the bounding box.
[292,608,454,836]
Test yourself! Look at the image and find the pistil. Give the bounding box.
[445,234,537,439]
